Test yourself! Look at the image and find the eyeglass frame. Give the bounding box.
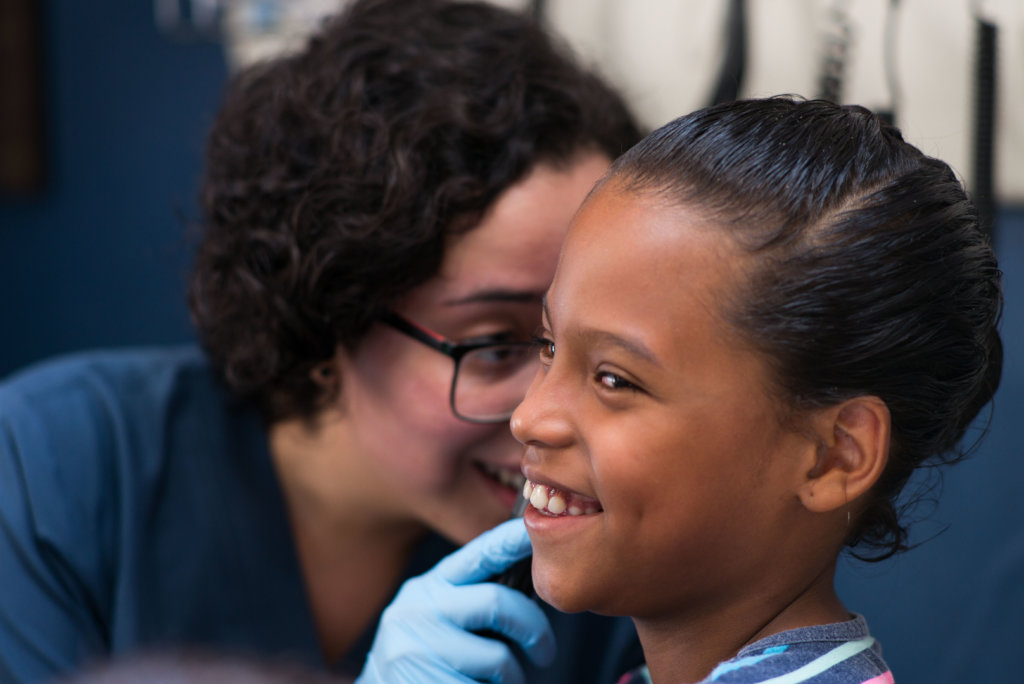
[376,309,537,424]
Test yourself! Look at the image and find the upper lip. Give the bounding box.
[522,467,600,503]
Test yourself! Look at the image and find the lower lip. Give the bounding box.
[475,465,521,511]
[523,504,601,534]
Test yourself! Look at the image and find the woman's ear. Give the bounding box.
[310,353,343,398]
[311,361,337,385]
[797,396,890,514]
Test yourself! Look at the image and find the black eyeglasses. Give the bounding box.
[377,310,539,423]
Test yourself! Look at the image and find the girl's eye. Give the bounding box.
[532,336,555,362]
[596,371,639,392]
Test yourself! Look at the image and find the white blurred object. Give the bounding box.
[541,0,1024,203]
[153,0,1023,202]
[221,0,343,70]
[154,0,226,38]
[154,0,343,69]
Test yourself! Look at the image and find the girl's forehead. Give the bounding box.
[554,186,746,329]
[564,185,736,275]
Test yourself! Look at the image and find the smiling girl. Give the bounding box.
[359,96,1002,684]
[509,97,1002,683]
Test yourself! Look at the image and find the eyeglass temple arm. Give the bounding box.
[377,309,457,355]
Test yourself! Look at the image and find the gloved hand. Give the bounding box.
[355,518,555,684]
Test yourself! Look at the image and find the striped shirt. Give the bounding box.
[617,615,893,684]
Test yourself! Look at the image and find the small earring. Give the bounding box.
[311,362,335,385]
[846,510,851,527]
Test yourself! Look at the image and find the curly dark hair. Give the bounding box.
[189,0,641,421]
[611,97,1003,561]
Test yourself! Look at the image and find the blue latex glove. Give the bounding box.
[355,518,555,684]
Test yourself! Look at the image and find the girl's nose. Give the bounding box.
[510,369,574,449]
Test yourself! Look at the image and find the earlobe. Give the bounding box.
[797,397,890,514]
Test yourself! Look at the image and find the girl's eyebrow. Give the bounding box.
[542,296,660,366]
[578,329,660,366]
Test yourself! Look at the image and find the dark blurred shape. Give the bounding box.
[709,0,746,105]
[973,16,997,243]
[0,0,46,194]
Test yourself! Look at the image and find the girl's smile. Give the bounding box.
[522,477,603,517]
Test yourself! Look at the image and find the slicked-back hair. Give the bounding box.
[611,97,1003,561]
[189,0,641,421]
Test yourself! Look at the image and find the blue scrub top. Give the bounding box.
[0,347,642,683]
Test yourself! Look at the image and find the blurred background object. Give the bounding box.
[153,0,341,70]
[0,0,45,193]
[0,2,1020,682]
[538,0,1024,208]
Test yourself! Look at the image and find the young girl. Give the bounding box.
[358,97,1002,683]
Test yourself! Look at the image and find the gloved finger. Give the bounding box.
[378,579,553,665]
[403,615,529,684]
[432,583,556,667]
[434,518,532,585]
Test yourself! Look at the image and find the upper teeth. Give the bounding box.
[522,479,599,517]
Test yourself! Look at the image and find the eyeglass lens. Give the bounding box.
[453,344,539,421]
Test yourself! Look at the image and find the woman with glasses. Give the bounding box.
[0,0,642,682]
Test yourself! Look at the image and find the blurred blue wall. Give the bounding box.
[0,0,226,377]
[0,3,1020,683]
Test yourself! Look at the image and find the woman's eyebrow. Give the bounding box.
[442,289,544,306]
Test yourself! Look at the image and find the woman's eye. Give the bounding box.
[474,346,526,364]
[596,371,638,391]
[458,330,520,346]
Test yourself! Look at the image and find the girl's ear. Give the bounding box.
[797,396,890,514]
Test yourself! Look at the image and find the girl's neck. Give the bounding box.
[635,561,848,683]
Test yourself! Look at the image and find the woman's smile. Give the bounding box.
[475,461,527,510]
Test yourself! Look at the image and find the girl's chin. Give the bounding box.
[531,566,601,614]
[532,556,636,617]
